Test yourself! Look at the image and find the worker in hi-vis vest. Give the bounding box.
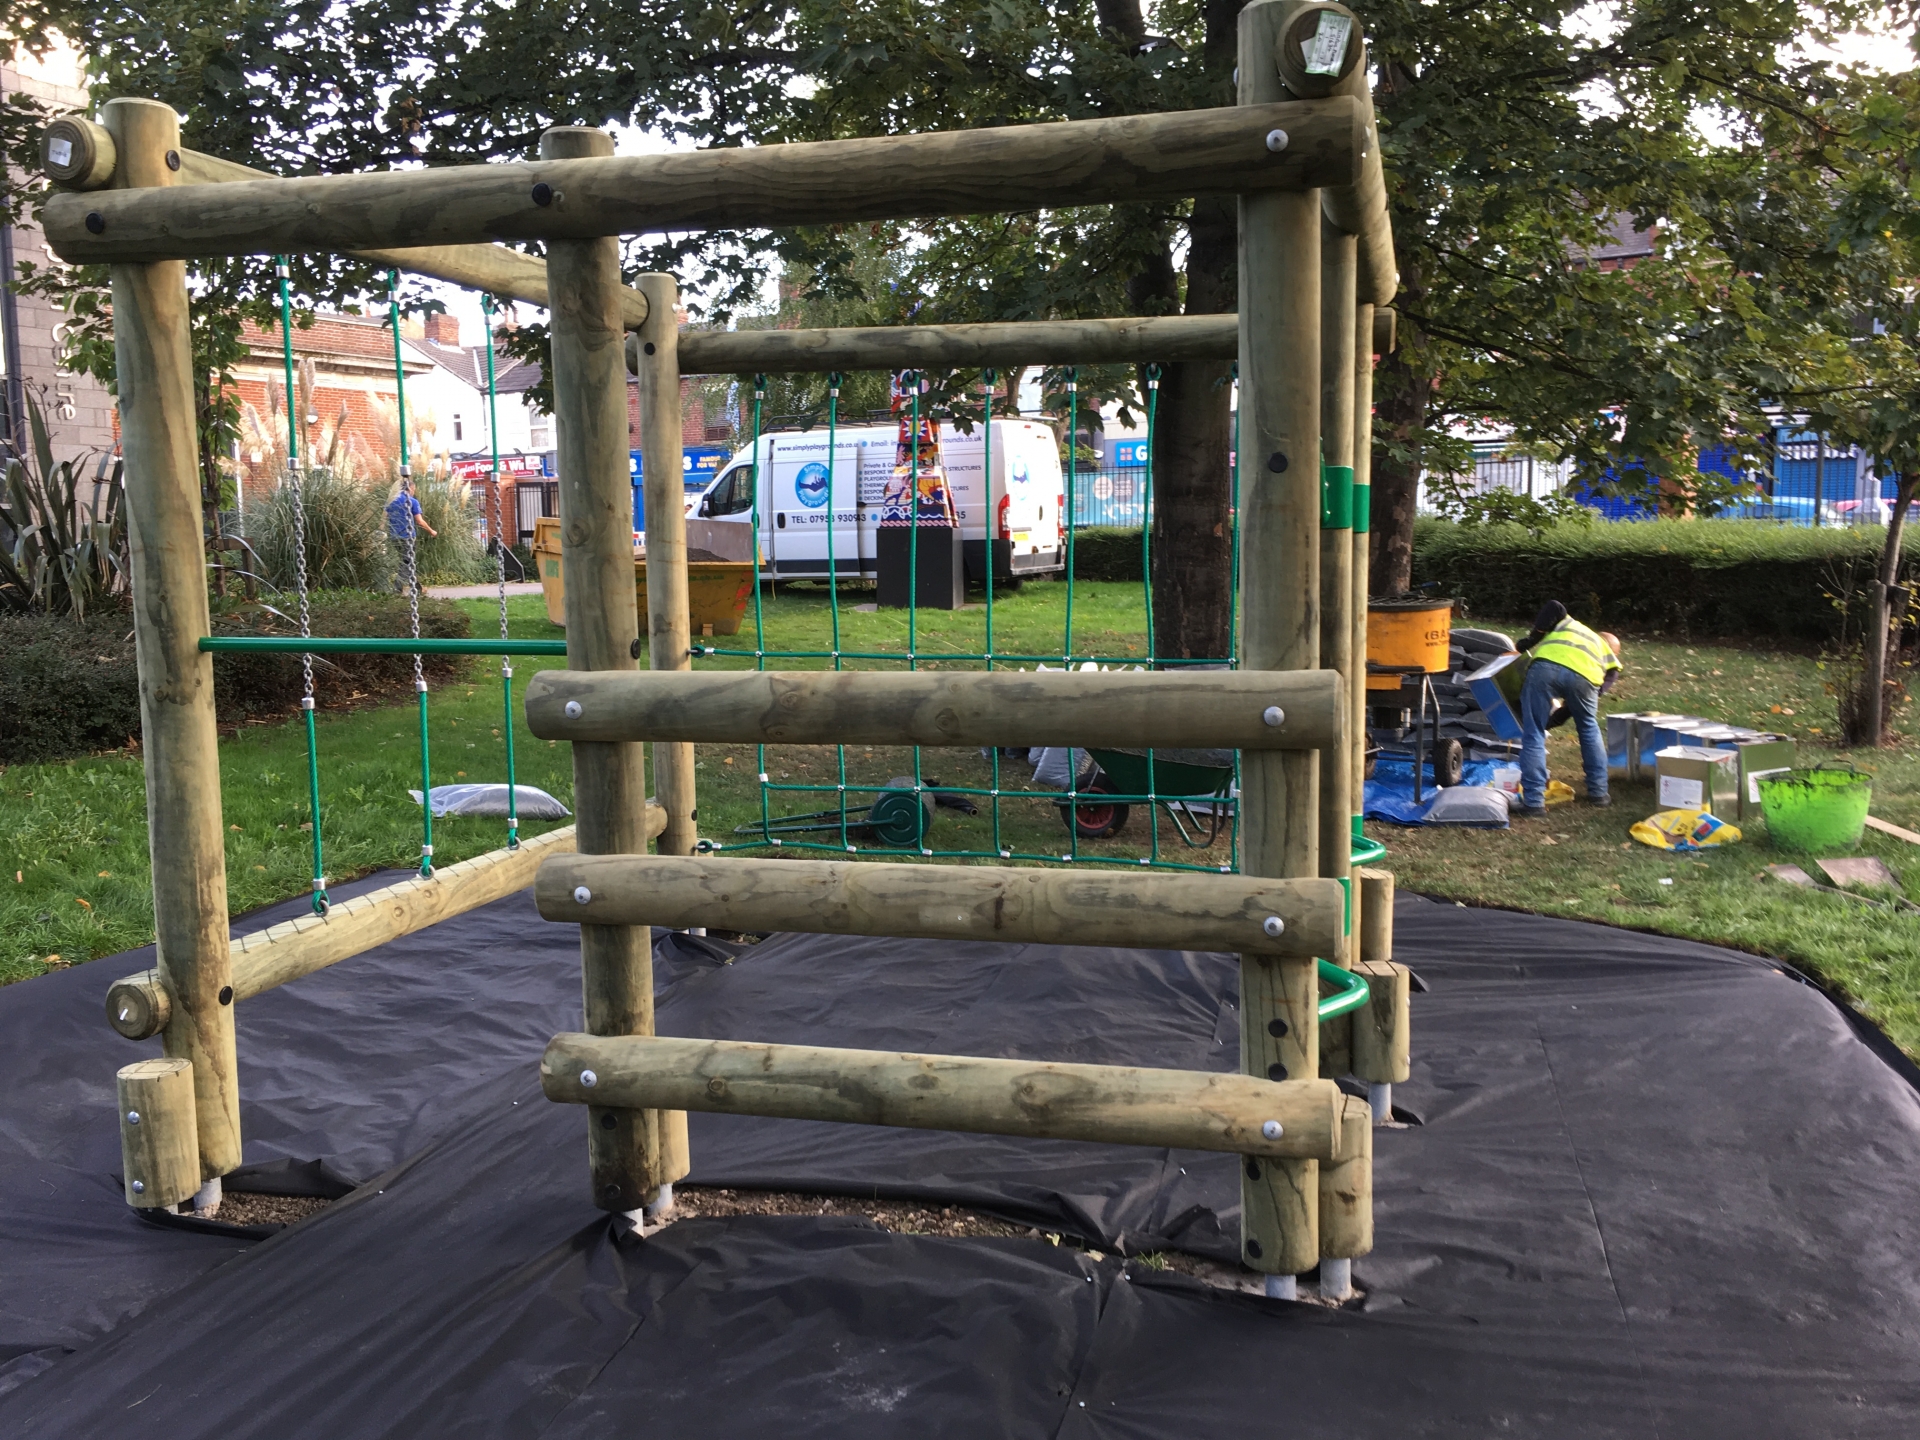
[1513,601,1622,817]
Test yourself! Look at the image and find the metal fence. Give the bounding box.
[1421,433,1902,527]
[1070,466,1150,528]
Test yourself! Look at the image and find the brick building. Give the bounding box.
[1,40,117,463]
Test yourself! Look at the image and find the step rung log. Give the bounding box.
[541,1034,1344,1161]
[524,668,1342,752]
[45,99,1362,264]
[105,812,663,1040]
[538,854,1345,958]
[674,314,1237,376]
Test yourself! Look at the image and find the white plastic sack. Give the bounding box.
[1028,747,1088,789]
[1421,784,1511,827]
[407,783,571,819]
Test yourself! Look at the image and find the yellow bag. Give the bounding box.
[1544,780,1575,806]
[1630,808,1741,852]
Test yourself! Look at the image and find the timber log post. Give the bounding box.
[1237,0,1327,1290]
[108,98,241,1182]
[542,125,678,1212]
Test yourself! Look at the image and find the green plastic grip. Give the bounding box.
[1321,464,1354,529]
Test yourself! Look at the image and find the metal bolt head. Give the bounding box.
[579,1069,598,1088]
[126,1110,141,1125]
[1261,1119,1284,1140]
[1262,705,1286,727]
[84,211,104,234]
[531,181,554,206]
[131,1180,145,1195]
[1266,128,1289,152]
[564,700,583,718]
[164,148,181,171]
[1262,915,1285,938]
[573,885,592,905]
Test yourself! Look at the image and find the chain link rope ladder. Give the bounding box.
[276,257,330,915]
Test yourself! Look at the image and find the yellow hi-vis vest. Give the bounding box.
[1533,617,1619,686]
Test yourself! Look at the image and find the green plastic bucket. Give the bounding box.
[1756,764,1873,853]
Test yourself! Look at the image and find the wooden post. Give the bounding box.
[1238,0,1323,1285]
[107,98,241,1182]
[117,1057,200,1209]
[1351,300,1376,836]
[543,126,678,1212]
[1357,865,1394,964]
[1317,1091,1374,1299]
[632,272,697,857]
[1319,215,1357,923]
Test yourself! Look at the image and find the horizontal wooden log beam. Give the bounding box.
[541,1033,1344,1160]
[105,812,663,1040]
[674,314,1238,375]
[538,853,1344,958]
[524,668,1342,751]
[46,99,1362,263]
[41,116,647,328]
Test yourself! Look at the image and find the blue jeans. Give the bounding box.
[1519,658,1608,808]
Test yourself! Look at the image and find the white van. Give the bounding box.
[692,420,1066,582]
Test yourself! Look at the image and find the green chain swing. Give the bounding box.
[386,271,435,878]
[275,256,330,915]
[481,293,520,850]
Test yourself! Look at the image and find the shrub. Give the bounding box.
[1410,516,1919,643]
[209,592,473,715]
[0,594,472,765]
[0,392,128,618]
[411,473,490,585]
[1071,526,1146,583]
[0,608,143,763]
[246,468,394,592]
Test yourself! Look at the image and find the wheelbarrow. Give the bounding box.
[1057,748,1235,845]
[736,776,937,849]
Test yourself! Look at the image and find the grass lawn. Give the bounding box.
[4,580,1918,1060]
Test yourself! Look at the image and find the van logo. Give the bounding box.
[795,461,830,508]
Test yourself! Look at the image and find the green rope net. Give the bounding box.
[698,363,1245,874]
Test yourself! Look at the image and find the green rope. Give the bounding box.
[1063,368,1077,664]
[482,294,519,848]
[749,376,774,847]
[388,271,432,878]
[982,369,1005,859]
[277,256,329,915]
[827,374,851,849]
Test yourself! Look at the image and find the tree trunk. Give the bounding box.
[1859,473,1918,745]
[1368,262,1427,595]
[1143,0,1244,660]
[1149,194,1236,660]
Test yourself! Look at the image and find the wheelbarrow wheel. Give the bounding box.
[1434,737,1465,788]
[1060,764,1129,840]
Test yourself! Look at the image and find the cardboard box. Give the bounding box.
[1652,745,1741,815]
[1464,653,1527,741]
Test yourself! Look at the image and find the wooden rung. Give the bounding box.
[676,314,1237,376]
[46,99,1361,264]
[537,853,1345,959]
[541,1034,1344,1161]
[105,810,664,1041]
[524,668,1343,751]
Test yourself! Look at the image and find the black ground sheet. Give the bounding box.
[1,880,1916,1436]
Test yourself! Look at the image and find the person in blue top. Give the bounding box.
[1513,600,1622,818]
[384,478,437,592]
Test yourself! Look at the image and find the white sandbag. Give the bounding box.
[1029,747,1088,789]
[1421,784,1511,827]
[406,783,571,819]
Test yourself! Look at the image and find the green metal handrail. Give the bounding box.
[199,636,567,655]
[1350,836,1388,866]
[1317,958,1370,1022]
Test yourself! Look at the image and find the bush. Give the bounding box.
[1410,517,1919,643]
[1071,526,1146,582]
[0,608,143,763]
[0,594,473,765]
[209,592,473,715]
[412,473,491,585]
[247,468,394,592]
